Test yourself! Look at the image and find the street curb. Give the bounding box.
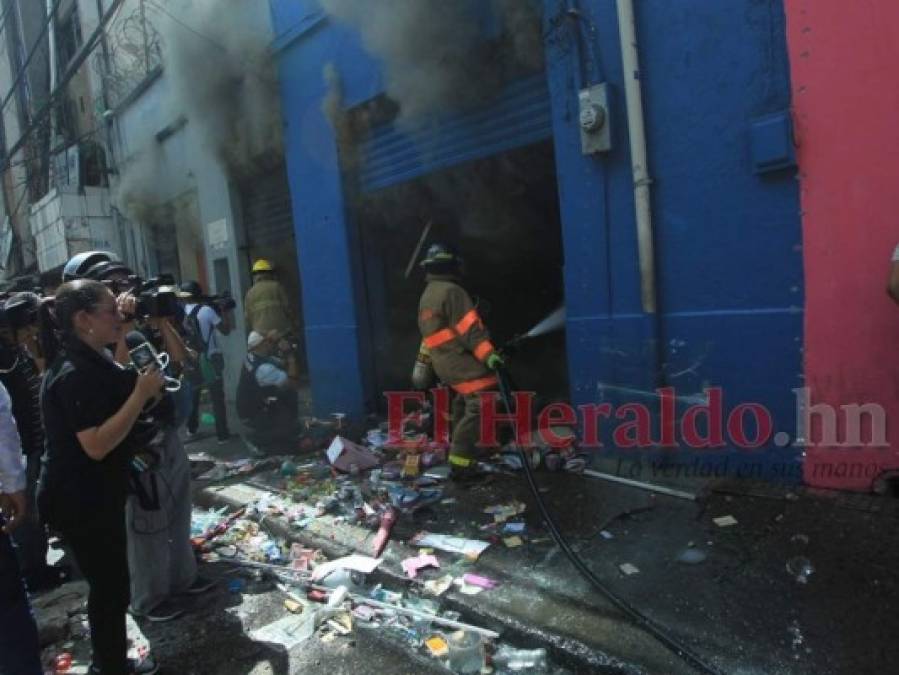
[194,482,647,675]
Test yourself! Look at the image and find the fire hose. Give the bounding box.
[495,366,725,675]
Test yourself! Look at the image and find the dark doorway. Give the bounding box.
[355,140,568,412]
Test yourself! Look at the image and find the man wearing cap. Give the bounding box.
[244,259,295,336]
[236,330,299,448]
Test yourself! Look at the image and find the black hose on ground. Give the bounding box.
[495,367,725,675]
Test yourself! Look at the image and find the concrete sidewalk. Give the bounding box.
[188,428,899,675]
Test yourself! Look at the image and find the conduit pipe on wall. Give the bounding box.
[616,0,657,314]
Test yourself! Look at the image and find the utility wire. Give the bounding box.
[144,0,277,82]
[0,0,65,115]
[0,0,18,44]
[1,0,126,172]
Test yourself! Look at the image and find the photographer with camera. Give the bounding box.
[36,280,163,675]
[0,293,70,591]
[179,280,233,443]
[236,330,300,449]
[66,254,214,624]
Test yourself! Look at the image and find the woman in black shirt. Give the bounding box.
[37,280,163,675]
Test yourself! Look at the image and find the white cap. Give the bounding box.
[247,331,265,350]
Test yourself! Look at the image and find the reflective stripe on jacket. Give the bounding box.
[418,275,496,395]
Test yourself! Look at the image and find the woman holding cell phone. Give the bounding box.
[37,280,162,675]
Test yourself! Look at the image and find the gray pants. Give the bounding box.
[126,427,197,613]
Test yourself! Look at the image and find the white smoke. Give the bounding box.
[114,0,283,221]
[318,0,543,123]
[160,0,283,171]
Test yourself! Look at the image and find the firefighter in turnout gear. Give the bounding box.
[417,243,504,475]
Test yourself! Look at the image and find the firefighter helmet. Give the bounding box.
[419,243,462,269]
[252,259,274,274]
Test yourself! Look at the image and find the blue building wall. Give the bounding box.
[270,0,802,475]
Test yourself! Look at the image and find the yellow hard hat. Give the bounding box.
[252,259,274,273]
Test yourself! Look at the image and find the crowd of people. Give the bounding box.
[0,240,505,673]
[0,250,300,675]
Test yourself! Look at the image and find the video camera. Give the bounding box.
[105,274,180,319]
[198,290,237,317]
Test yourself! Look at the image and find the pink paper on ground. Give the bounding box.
[462,573,499,589]
[401,553,440,579]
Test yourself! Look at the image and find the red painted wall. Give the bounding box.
[786,0,899,490]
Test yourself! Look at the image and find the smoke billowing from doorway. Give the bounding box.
[115,0,283,222]
[318,0,543,123]
[161,0,283,171]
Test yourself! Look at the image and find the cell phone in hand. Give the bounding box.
[129,341,161,372]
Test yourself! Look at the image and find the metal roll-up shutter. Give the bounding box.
[359,72,552,193]
[241,165,295,255]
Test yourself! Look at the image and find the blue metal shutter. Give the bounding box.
[359,72,552,192]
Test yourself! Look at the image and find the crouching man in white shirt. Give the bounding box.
[236,331,300,450]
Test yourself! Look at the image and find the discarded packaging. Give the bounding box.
[251,612,317,649]
[326,613,353,636]
[493,645,549,672]
[284,599,303,613]
[366,429,390,448]
[338,589,500,638]
[423,574,455,597]
[311,555,382,582]
[402,553,440,579]
[462,573,498,590]
[403,453,422,477]
[423,465,452,481]
[563,457,587,473]
[503,536,524,548]
[713,515,738,527]
[426,635,450,658]
[485,502,526,523]
[353,605,378,622]
[327,585,350,608]
[411,532,491,560]
[326,436,380,473]
[454,578,485,596]
[619,563,640,576]
[447,631,484,674]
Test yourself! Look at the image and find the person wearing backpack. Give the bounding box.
[236,330,299,449]
[179,281,232,443]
